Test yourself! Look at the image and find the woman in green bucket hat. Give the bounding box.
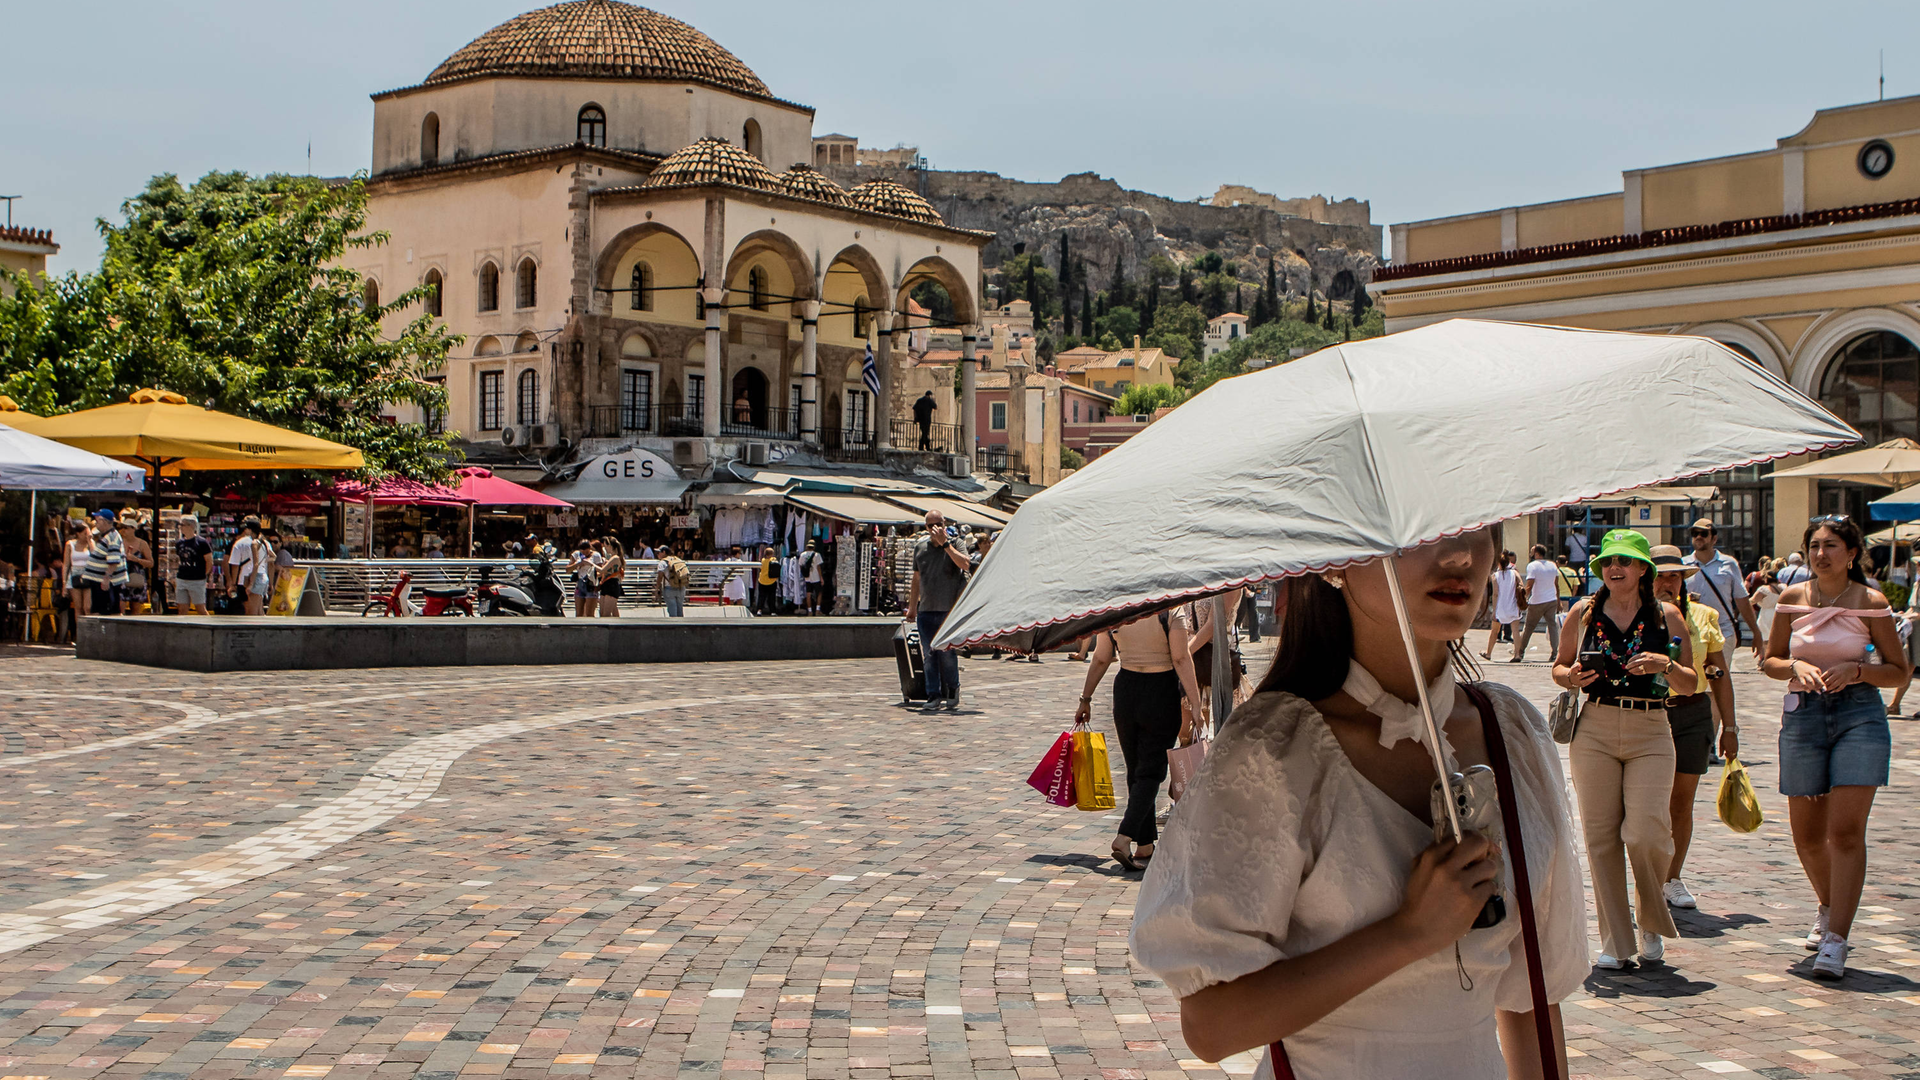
[1552,528,1698,970]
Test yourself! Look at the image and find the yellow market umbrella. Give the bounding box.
[14,389,363,473]
[0,396,38,419]
[18,389,365,614]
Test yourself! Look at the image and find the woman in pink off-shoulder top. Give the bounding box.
[1760,515,1909,981]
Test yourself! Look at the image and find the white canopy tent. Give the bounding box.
[1,422,147,631]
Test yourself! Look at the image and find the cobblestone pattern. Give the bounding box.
[0,643,1915,1080]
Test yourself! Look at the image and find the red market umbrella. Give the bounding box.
[451,467,572,555]
[328,478,473,555]
[452,467,573,508]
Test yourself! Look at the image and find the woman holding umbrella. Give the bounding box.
[1762,515,1907,979]
[1133,529,1585,1079]
[1553,529,1694,970]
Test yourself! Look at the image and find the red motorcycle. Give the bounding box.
[361,571,473,617]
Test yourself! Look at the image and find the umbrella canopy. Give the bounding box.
[0,422,146,492]
[1868,482,1920,522]
[0,396,37,420]
[1769,437,1920,487]
[452,466,572,507]
[935,319,1858,653]
[9,389,364,473]
[329,476,472,507]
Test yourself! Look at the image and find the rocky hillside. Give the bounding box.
[823,166,1379,300]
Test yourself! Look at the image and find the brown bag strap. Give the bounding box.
[1463,682,1558,1078]
[1267,684,1557,1080]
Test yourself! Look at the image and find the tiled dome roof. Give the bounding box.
[643,137,780,192]
[848,180,944,226]
[778,164,850,206]
[428,1,771,99]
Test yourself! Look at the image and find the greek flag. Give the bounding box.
[862,344,881,398]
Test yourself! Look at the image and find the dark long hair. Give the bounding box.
[1256,574,1481,705]
[1802,518,1869,586]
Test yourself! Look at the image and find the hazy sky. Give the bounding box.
[9,0,1919,273]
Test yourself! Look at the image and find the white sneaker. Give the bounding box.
[1806,906,1830,951]
[1811,933,1848,979]
[1593,953,1628,970]
[1640,932,1664,962]
[1663,879,1697,909]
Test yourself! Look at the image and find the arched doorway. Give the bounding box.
[731,367,769,431]
[1816,329,1920,522]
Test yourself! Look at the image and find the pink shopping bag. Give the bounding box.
[1026,730,1077,807]
[1167,737,1209,803]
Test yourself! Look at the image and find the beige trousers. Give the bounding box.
[1569,702,1681,958]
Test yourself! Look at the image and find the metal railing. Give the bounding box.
[586,403,704,439]
[976,445,1024,475]
[719,407,802,440]
[819,424,878,464]
[294,558,777,614]
[891,419,962,453]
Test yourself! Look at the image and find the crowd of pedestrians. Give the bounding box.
[1094,514,1908,1076]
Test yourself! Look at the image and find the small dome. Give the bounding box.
[643,137,780,192]
[779,164,850,206]
[848,180,944,226]
[428,1,771,99]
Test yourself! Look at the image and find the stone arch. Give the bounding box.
[620,329,657,358]
[421,113,440,166]
[824,245,887,347]
[1789,307,1920,397]
[894,255,977,327]
[596,222,702,323]
[724,229,814,318]
[1675,320,1788,381]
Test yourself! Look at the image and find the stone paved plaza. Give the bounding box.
[1,638,1918,1080]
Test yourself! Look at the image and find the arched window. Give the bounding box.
[478,263,499,312]
[742,118,763,162]
[421,112,440,166]
[748,266,768,311]
[515,258,537,309]
[1820,330,1920,446]
[423,268,443,317]
[362,279,380,315]
[514,332,539,354]
[517,369,540,427]
[630,262,654,312]
[577,105,606,147]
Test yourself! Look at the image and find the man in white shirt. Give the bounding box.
[1683,517,1762,658]
[227,517,269,615]
[1511,544,1563,662]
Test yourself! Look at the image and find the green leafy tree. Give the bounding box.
[1147,300,1205,364]
[1094,305,1139,343]
[1114,381,1187,415]
[1,170,458,479]
[1193,251,1225,275]
[1001,253,1057,320]
[1096,331,1123,351]
[1061,445,1086,470]
[0,270,119,413]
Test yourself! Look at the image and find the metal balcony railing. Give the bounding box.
[975,445,1024,476]
[718,407,802,440]
[586,403,704,439]
[891,419,963,453]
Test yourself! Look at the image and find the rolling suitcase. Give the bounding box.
[893,620,929,703]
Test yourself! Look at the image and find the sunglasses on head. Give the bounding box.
[1594,555,1643,569]
[1809,514,1852,526]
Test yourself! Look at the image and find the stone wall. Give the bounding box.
[818,165,1380,301]
[1208,185,1372,228]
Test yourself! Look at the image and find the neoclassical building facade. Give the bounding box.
[1374,95,1920,560]
[354,1,988,471]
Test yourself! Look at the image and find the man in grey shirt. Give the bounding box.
[907,510,971,709]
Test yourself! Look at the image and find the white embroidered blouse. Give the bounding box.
[1130,681,1588,1080]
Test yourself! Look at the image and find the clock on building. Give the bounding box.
[1859,140,1895,179]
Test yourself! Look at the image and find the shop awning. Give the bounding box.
[786,492,926,526]
[541,477,691,504]
[883,494,1013,530]
[696,482,793,507]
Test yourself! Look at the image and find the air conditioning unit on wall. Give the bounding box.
[947,454,970,478]
[745,442,770,466]
[673,439,709,467]
[500,424,552,448]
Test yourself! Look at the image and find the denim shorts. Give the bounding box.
[1778,683,1891,796]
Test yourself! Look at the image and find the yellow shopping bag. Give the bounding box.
[1717,757,1764,834]
[1070,724,1116,812]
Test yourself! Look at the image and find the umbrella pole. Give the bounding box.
[1383,557,1464,842]
[23,490,35,642]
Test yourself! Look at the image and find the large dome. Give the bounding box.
[427,1,772,99]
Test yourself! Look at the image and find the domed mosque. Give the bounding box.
[357,1,988,492]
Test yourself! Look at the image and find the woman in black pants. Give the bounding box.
[1076,609,1205,871]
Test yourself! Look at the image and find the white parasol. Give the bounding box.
[1,422,146,637]
[933,320,1856,837]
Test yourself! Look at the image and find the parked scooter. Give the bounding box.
[476,544,566,616]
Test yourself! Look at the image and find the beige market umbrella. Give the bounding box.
[1769,437,1920,487]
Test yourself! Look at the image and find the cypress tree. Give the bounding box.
[1349,281,1369,322]
[1178,267,1194,305]
[1111,253,1127,308]
[1059,235,1073,330]
[1235,284,1244,315]
[1304,273,1317,323]
[1080,278,1093,337]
